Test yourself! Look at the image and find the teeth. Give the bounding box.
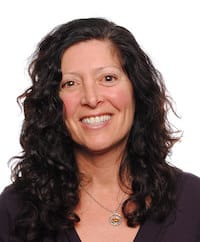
[82,115,111,125]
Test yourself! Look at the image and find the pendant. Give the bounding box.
[109,213,122,226]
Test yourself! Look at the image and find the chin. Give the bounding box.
[75,138,127,156]
[81,144,111,154]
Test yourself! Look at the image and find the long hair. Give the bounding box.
[11,18,180,241]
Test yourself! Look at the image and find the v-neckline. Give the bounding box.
[64,209,175,242]
[65,172,183,242]
[69,213,172,242]
[70,222,153,242]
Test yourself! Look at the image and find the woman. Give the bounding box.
[0,18,199,242]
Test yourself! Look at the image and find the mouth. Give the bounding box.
[81,114,111,126]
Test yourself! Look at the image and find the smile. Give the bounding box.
[81,115,111,125]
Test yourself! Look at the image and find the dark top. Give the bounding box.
[0,172,200,242]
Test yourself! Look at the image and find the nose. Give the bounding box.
[80,82,103,108]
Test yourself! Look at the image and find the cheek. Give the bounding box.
[110,86,134,110]
[60,95,78,120]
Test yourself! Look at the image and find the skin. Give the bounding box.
[59,39,139,242]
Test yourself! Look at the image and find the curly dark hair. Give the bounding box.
[11,18,180,241]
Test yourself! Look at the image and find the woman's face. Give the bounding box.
[59,39,135,154]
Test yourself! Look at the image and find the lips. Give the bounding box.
[81,114,111,125]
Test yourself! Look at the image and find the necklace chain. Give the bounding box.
[81,186,126,226]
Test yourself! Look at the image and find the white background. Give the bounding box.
[0,0,199,192]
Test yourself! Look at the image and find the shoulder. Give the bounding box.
[177,171,200,200]
[158,171,200,241]
[175,171,200,224]
[0,184,22,217]
[0,184,22,241]
[0,184,22,213]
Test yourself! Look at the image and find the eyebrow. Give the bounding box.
[62,72,82,79]
[94,65,121,73]
[62,65,122,78]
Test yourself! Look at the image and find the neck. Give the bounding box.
[74,145,126,190]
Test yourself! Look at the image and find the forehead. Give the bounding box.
[61,39,122,71]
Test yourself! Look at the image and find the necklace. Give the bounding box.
[81,186,126,226]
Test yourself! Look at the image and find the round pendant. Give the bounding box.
[109,213,122,226]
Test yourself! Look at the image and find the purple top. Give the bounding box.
[0,172,200,242]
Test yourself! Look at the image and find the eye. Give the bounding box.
[61,80,76,89]
[101,74,118,86]
[104,75,116,82]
